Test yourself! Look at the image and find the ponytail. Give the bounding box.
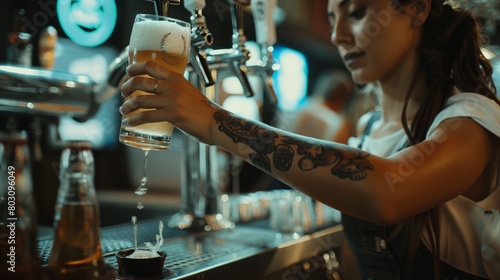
[408,1,497,144]
[396,0,500,278]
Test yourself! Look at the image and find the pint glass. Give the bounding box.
[119,14,191,150]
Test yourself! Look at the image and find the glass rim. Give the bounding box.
[135,13,190,26]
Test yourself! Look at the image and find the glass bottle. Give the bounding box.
[37,26,57,69]
[47,141,113,280]
[0,131,41,280]
[6,8,33,66]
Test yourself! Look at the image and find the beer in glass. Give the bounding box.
[119,14,191,151]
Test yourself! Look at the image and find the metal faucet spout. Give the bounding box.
[230,60,253,97]
[162,0,181,16]
[187,6,215,87]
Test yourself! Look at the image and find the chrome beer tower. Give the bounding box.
[168,0,279,231]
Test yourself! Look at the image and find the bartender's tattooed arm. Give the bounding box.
[214,110,373,180]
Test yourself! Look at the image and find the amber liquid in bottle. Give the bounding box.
[47,141,113,280]
[48,203,104,269]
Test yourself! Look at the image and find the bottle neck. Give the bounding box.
[57,142,97,205]
[57,172,98,205]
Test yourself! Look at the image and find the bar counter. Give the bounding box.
[37,213,343,279]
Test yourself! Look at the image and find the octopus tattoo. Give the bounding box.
[214,110,373,181]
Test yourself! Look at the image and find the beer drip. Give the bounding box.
[135,150,150,210]
[47,141,114,280]
[0,131,42,280]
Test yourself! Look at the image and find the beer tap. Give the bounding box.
[228,0,253,97]
[205,1,254,97]
[149,0,181,16]
[248,0,279,104]
[169,0,268,232]
[184,0,215,87]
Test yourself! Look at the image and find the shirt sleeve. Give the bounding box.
[427,92,500,139]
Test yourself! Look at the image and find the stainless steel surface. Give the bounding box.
[38,216,343,279]
[170,1,255,230]
[169,84,233,231]
[0,65,94,120]
[103,46,129,102]
[167,213,235,231]
[0,62,121,160]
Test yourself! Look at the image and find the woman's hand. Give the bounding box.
[120,61,219,145]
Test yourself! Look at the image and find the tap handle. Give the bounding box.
[190,47,215,87]
[261,72,277,104]
[231,61,254,97]
[227,1,247,50]
[251,0,277,46]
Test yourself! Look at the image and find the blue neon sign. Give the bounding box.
[57,0,117,47]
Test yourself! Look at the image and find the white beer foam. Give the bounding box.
[129,20,189,53]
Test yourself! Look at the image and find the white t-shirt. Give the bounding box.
[348,92,500,278]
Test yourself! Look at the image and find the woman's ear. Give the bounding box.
[407,0,431,26]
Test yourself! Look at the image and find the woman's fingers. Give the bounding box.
[122,61,184,98]
[120,94,167,115]
[126,61,175,80]
[121,75,157,98]
[119,60,218,144]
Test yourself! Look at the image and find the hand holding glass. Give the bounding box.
[119,14,191,151]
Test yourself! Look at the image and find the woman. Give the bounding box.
[120,0,500,278]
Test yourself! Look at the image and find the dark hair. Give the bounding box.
[396,0,500,278]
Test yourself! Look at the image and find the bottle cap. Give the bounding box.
[64,140,92,150]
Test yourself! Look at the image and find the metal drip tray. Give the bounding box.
[104,229,279,277]
[38,217,343,279]
[37,218,282,273]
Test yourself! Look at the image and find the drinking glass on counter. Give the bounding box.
[119,14,191,151]
[269,190,316,236]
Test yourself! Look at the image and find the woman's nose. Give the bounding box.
[331,20,352,46]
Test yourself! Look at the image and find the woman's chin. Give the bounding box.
[350,71,374,85]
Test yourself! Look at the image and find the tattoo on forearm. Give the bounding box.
[281,137,373,180]
[214,110,373,180]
